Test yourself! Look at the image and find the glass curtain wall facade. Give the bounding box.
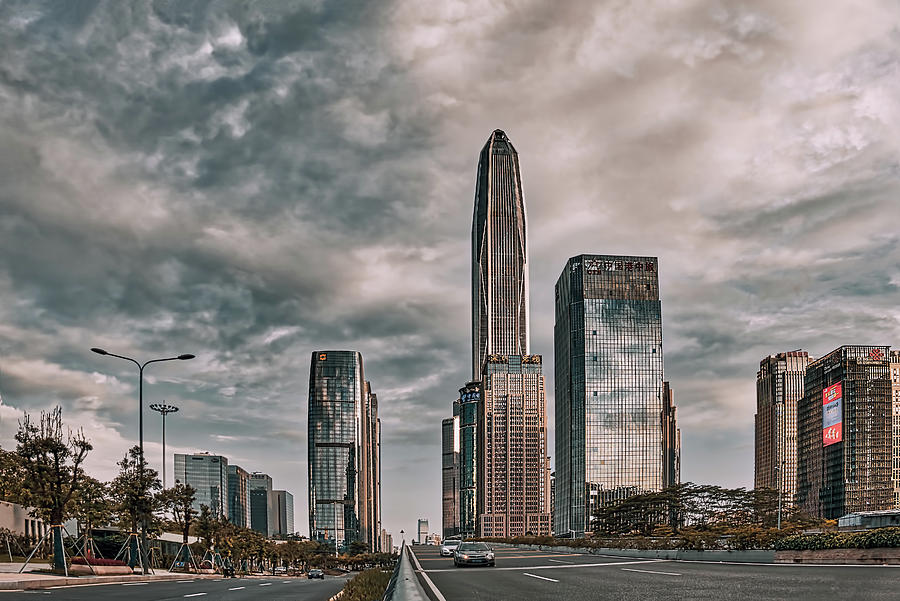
[797,346,893,518]
[755,351,812,507]
[227,464,251,528]
[273,490,294,536]
[441,416,460,538]
[174,453,229,518]
[554,255,666,537]
[478,355,551,537]
[471,129,529,379]
[661,382,681,489]
[456,381,480,538]
[308,351,380,552]
[249,473,274,536]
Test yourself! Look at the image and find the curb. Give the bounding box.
[0,573,222,591]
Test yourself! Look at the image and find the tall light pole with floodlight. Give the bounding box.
[149,403,179,489]
[90,348,194,572]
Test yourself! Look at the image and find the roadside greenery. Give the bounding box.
[774,527,900,551]
[341,567,394,601]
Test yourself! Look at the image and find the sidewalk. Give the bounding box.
[0,568,221,591]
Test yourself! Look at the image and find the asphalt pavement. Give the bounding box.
[409,544,900,601]
[0,574,348,600]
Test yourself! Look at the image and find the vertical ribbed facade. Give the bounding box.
[554,255,667,537]
[478,355,551,537]
[456,381,480,538]
[441,416,460,538]
[797,346,893,518]
[892,351,900,508]
[661,382,681,489]
[308,351,380,552]
[472,129,529,380]
[755,351,811,506]
[174,453,229,518]
[227,464,251,528]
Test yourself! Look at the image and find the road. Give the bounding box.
[409,544,900,601]
[0,575,348,600]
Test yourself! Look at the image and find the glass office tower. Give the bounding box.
[249,472,274,536]
[227,464,251,528]
[174,453,229,518]
[441,416,460,538]
[797,345,893,518]
[273,490,294,536]
[308,351,380,552]
[471,129,529,380]
[554,255,667,537]
[455,381,480,538]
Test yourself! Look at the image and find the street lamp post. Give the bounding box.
[91,348,194,572]
[149,403,179,489]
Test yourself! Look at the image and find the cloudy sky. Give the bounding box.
[1,1,899,540]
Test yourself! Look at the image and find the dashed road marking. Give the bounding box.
[260,582,272,586]
[622,568,682,576]
[122,582,148,586]
[524,573,559,582]
[228,586,245,590]
[184,594,207,598]
[547,559,573,564]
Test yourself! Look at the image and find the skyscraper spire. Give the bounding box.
[471,129,529,379]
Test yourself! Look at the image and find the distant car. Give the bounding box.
[453,542,495,567]
[274,566,287,574]
[440,539,462,557]
[307,569,325,579]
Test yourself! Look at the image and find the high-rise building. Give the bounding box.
[249,472,274,537]
[455,382,480,538]
[227,464,251,528]
[662,382,681,489]
[272,490,294,536]
[554,255,671,537]
[478,354,551,537]
[755,351,812,506]
[417,518,428,545]
[471,129,529,380]
[797,345,893,519]
[891,351,900,508]
[174,453,229,518]
[308,351,381,552]
[441,416,460,538]
[380,529,393,554]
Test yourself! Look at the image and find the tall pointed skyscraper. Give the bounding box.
[471,129,529,380]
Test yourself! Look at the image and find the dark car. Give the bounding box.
[307,569,325,579]
[453,542,495,567]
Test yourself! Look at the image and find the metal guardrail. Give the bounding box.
[382,544,430,601]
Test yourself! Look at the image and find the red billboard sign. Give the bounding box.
[822,382,843,447]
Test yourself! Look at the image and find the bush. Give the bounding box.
[774,527,900,551]
[71,557,128,566]
[340,568,393,601]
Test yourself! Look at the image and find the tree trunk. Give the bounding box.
[52,526,65,573]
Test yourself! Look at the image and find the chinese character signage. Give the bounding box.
[822,382,843,447]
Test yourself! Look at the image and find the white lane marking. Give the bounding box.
[177,580,195,583]
[622,568,682,576]
[409,547,449,601]
[123,582,149,586]
[184,594,207,598]
[228,586,245,590]
[260,582,273,586]
[424,559,670,573]
[524,573,559,582]
[547,559,573,564]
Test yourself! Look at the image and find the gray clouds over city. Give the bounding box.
[0,1,898,539]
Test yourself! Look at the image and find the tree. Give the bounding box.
[110,446,162,568]
[0,445,25,503]
[71,476,112,557]
[160,482,196,569]
[15,408,92,572]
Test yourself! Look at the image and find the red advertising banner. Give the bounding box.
[822,382,843,447]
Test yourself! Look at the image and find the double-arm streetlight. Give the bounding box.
[149,403,179,489]
[90,347,194,572]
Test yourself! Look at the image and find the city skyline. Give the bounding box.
[1,1,898,544]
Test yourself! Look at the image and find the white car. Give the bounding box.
[440,539,462,556]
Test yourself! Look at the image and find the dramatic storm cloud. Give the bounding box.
[1,1,898,539]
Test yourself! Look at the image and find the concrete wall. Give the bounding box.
[504,543,775,563]
[0,501,48,541]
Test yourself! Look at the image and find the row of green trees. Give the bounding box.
[591,482,826,537]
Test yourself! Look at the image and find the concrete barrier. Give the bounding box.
[776,548,900,565]
[503,543,775,563]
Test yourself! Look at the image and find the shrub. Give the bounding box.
[774,527,900,551]
[341,568,393,601]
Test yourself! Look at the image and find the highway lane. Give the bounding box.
[0,574,349,600]
[410,544,900,601]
